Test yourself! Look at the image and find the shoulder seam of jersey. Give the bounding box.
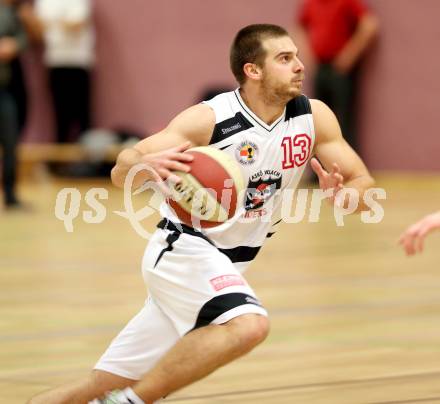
[284,95,312,121]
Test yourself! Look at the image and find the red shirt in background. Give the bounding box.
[298,0,369,62]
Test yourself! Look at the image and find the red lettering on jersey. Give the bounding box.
[281,134,312,169]
[210,275,246,291]
[244,208,267,218]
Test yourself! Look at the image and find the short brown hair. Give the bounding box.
[230,24,289,85]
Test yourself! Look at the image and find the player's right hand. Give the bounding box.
[112,142,194,192]
[140,141,194,185]
[398,211,440,255]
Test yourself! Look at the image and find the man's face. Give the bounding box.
[259,36,305,103]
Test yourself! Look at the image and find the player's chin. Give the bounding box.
[292,81,303,91]
[287,87,301,98]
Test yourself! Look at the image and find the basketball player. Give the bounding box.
[399,211,440,255]
[29,24,374,404]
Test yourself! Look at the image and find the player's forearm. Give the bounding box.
[343,174,375,212]
[111,147,152,189]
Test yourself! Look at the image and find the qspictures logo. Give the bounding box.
[54,163,387,239]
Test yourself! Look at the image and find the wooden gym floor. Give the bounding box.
[1,173,440,403]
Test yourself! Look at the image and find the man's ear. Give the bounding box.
[243,63,262,81]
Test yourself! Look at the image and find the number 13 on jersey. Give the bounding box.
[281,134,312,169]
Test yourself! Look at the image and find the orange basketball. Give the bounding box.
[167,147,244,228]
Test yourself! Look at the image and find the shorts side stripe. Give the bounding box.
[191,293,263,330]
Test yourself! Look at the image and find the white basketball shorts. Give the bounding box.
[94,219,267,380]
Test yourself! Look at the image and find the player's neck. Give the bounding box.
[239,87,285,126]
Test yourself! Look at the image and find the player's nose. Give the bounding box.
[293,57,305,73]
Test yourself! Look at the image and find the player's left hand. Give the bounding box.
[398,211,440,255]
[310,157,344,206]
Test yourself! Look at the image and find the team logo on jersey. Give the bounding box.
[235,141,259,165]
[245,169,282,211]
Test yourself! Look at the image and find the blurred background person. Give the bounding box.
[0,0,27,209]
[35,0,94,144]
[8,0,43,133]
[295,0,378,152]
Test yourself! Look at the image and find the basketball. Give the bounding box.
[167,146,245,228]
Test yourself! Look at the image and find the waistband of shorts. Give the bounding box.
[157,218,215,246]
[157,218,261,264]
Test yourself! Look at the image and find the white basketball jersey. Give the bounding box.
[161,89,315,271]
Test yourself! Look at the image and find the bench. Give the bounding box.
[17,143,123,163]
